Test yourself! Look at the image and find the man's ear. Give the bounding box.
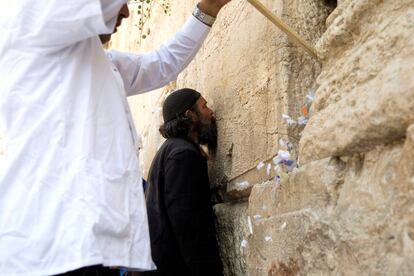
[185,109,196,121]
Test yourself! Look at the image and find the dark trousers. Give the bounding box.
[55,265,120,276]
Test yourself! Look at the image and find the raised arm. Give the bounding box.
[106,0,232,96]
[107,15,209,96]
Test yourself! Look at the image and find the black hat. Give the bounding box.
[163,88,201,123]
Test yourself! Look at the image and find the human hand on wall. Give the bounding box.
[199,0,232,17]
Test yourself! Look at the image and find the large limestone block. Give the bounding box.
[373,125,414,274]
[177,0,331,189]
[299,138,414,275]
[246,132,414,275]
[245,158,346,275]
[299,0,414,164]
[214,202,249,276]
[248,158,345,218]
[300,59,414,163]
[319,135,414,275]
[246,212,311,276]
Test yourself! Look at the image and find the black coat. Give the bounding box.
[143,138,223,276]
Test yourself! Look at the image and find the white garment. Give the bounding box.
[0,0,210,275]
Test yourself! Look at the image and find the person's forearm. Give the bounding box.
[111,1,232,95]
[109,16,209,96]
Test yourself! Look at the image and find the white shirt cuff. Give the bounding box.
[180,15,211,42]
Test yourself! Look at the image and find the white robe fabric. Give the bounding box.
[0,0,209,275]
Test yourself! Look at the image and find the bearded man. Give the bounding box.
[0,1,231,275]
[144,88,222,276]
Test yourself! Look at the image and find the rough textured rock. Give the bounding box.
[299,0,414,163]
[246,158,346,275]
[246,138,414,275]
[214,202,249,276]
[200,0,330,192]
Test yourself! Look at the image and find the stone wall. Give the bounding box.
[111,0,332,182]
[110,0,414,275]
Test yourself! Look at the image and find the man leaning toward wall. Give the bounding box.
[0,0,230,275]
[142,88,222,276]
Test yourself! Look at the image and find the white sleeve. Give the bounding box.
[106,16,210,97]
[17,0,126,47]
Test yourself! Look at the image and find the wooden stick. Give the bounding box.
[247,0,318,59]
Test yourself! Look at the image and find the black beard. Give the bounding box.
[196,118,218,157]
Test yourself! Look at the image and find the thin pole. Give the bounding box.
[247,0,318,59]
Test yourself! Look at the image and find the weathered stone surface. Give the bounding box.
[377,124,414,275]
[299,0,414,164]
[214,202,249,276]
[246,138,414,275]
[224,158,279,201]
[246,158,346,275]
[315,137,414,275]
[111,0,332,185]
